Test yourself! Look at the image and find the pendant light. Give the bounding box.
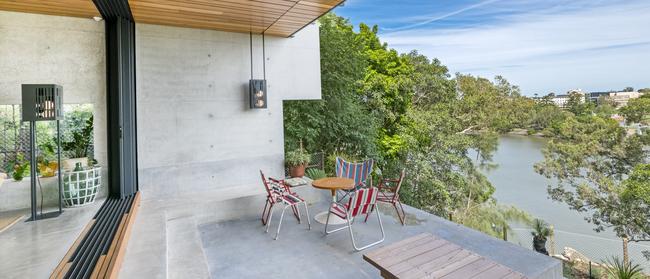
[249,32,267,109]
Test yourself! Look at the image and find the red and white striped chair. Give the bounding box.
[260,170,311,240]
[365,169,407,225]
[325,187,385,251]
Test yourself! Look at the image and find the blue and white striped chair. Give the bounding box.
[335,157,374,202]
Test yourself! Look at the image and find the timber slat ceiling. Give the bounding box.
[0,0,344,37]
[0,0,100,19]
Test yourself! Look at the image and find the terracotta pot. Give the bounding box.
[290,164,306,178]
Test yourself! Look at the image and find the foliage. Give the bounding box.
[285,149,311,167]
[61,115,93,159]
[454,201,531,239]
[455,75,529,133]
[283,14,378,158]
[357,24,414,159]
[566,91,594,117]
[0,104,95,173]
[11,153,29,181]
[528,103,571,133]
[603,257,644,279]
[535,110,650,259]
[283,13,542,238]
[531,219,552,239]
[620,94,650,124]
[305,168,326,180]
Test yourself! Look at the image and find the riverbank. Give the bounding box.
[507,128,547,137]
[484,135,650,270]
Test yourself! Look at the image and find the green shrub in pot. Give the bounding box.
[531,219,551,255]
[285,149,311,177]
[10,153,29,181]
[61,115,93,171]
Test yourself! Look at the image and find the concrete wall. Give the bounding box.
[0,11,108,209]
[136,24,321,205]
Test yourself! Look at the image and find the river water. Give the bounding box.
[484,135,650,267]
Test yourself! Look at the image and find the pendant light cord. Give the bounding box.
[249,32,267,80]
[262,33,266,80]
[249,32,253,80]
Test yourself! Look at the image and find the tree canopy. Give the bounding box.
[284,13,533,238]
[284,13,650,247]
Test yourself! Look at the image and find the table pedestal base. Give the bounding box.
[314,211,347,225]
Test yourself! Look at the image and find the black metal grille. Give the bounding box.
[63,195,135,279]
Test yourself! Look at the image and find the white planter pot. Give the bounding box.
[63,166,101,207]
[62,157,88,171]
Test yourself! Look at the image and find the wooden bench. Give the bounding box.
[363,233,527,279]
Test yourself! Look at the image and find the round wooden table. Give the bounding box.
[312,177,354,225]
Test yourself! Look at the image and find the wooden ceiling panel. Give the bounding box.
[0,0,344,37]
[0,0,100,18]
[129,0,344,37]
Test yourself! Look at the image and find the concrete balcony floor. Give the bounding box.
[0,201,103,278]
[120,186,562,279]
[0,185,561,278]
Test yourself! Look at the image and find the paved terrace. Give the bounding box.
[0,184,561,278]
[120,185,562,279]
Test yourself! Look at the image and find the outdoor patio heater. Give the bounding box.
[21,84,64,221]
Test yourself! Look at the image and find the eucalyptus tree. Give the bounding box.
[535,111,650,263]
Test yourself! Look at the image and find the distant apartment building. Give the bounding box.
[585,91,644,107]
[552,89,585,108]
[609,91,643,107]
[586,91,613,103]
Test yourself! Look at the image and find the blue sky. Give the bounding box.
[334,0,650,96]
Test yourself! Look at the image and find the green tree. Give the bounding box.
[284,13,533,239]
[566,91,594,116]
[529,103,571,133]
[357,23,414,160]
[283,14,378,158]
[620,94,650,124]
[535,113,650,263]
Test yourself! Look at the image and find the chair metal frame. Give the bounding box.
[365,169,407,225]
[260,170,311,240]
[325,187,385,251]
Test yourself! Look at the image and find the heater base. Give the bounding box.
[25,211,63,222]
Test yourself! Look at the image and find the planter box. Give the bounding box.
[63,166,101,207]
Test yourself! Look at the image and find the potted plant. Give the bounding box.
[285,149,311,177]
[37,156,58,177]
[531,219,551,255]
[37,143,58,177]
[61,115,93,171]
[11,153,29,181]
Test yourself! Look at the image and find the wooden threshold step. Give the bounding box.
[51,192,141,279]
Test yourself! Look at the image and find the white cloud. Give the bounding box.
[382,0,502,31]
[380,1,650,94]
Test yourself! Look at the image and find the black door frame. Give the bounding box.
[94,0,138,199]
